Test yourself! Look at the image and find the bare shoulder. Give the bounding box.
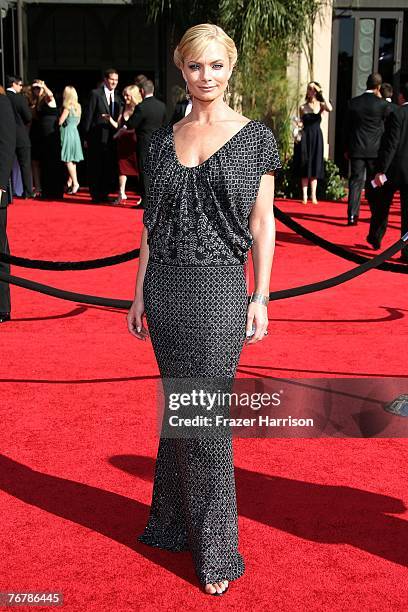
[225,110,252,127]
[172,116,191,134]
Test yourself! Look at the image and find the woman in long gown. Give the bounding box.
[33,80,64,200]
[293,81,332,205]
[127,23,281,596]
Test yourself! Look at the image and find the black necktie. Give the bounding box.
[109,93,114,117]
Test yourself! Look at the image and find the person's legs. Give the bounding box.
[367,182,395,248]
[87,141,103,201]
[348,158,365,219]
[66,162,79,191]
[400,184,408,261]
[31,160,42,193]
[140,262,247,594]
[119,175,127,198]
[310,178,318,204]
[100,140,118,199]
[0,206,11,315]
[364,158,377,208]
[301,178,308,204]
[15,145,33,197]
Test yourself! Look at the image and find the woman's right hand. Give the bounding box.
[127,297,149,341]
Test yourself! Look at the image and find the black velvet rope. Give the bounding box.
[0,206,405,274]
[0,235,406,308]
[266,235,407,301]
[0,248,140,270]
[273,205,408,274]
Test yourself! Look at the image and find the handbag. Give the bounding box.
[292,116,303,143]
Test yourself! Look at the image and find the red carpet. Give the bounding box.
[1,191,407,611]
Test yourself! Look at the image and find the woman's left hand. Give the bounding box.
[245,302,269,345]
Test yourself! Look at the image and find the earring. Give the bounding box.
[185,82,191,101]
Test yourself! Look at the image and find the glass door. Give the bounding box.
[352,11,403,96]
[331,10,404,173]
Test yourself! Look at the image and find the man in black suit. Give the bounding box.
[380,83,399,115]
[368,82,408,263]
[81,68,123,203]
[125,79,167,203]
[345,73,390,225]
[169,95,192,126]
[0,93,17,322]
[6,75,34,198]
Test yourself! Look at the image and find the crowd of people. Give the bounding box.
[1,66,408,326]
[3,69,168,205]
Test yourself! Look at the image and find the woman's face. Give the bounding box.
[307,84,316,99]
[182,40,232,103]
[32,86,43,98]
[124,91,132,105]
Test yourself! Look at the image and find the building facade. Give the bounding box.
[1,0,407,174]
[0,0,183,112]
[290,0,408,174]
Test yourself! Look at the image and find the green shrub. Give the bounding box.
[275,157,347,201]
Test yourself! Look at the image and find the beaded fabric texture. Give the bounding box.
[140,262,248,585]
[138,120,281,586]
[143,119,282,266]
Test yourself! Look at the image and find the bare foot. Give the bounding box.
[204,580,229,595]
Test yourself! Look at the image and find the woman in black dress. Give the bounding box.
[293,81,332,205]
[127,23,281,596]
[32,80,64,200]
[24,84,42,196]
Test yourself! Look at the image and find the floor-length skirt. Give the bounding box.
[138,260,248,585]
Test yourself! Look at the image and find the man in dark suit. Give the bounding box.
[345,73,390,225]
[380,83,399,115]
[81,68,123,203]
[169,95,192,126]
[368,82,408,263]
[0,93,17,322]
[6,75,34,198]
[125,79,167,203]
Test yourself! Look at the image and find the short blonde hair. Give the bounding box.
[174,24,238,70]
[123,84,142,106]
[63,86,81,116]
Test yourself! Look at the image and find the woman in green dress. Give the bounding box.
[59,86,84,194]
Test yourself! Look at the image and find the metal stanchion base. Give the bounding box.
[384,395,408,417]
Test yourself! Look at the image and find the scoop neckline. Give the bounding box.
[171,119,255,169]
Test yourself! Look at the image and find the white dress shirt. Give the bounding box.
[185,99,193,116]
[104,85,115,114]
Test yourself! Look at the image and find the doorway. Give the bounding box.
[330,9,404,174]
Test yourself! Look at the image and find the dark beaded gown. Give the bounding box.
[138,119,281,585]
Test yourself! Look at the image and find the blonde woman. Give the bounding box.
[59,86,84,194]
[127,24,281,595]
[113,85,142,204]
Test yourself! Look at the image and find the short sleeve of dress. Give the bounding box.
[259,125,282,176]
